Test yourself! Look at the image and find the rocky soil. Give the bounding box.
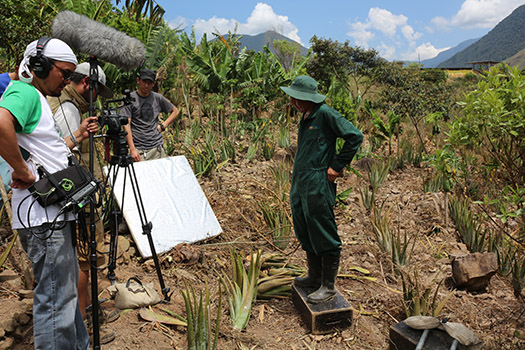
[0,137,523,350]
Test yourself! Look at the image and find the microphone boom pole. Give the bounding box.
[52,10,168,349]
[88,55,101,350]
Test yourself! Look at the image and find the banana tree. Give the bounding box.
[180,32,233,94]
[369,108,402,156]
[115,0,165,26]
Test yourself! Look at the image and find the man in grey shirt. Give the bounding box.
[120,69,179,161]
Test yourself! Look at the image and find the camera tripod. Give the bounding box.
[82,58,171,349]
[103,127,171,304]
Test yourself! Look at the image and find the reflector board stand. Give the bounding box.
[291,283,352,335]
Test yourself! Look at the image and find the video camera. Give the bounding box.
[98,89,134,136]
[98,89,135,159]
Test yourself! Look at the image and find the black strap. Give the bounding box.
[126,276,144,288]
[19,146,30,161]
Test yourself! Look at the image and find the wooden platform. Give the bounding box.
[389,321,481,350]
[291,283,352,335]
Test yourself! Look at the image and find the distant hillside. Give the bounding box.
[505,48,525,69]
[225,30,308,56]
[421,38,479,68]
[438,4,525,68]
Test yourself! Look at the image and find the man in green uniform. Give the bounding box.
[281,75,363,304]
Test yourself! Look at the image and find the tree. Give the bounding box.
[306,36,387,100]
[115,0,165,26]
[449,64,525,186]
[0,0,53,69]
[272,39,301,73]
[377,62,452,154]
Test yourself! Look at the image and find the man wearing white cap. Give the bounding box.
[0,37,96,349]
[48,62,118,344]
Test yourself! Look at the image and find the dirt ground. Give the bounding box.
[1,137,524,350]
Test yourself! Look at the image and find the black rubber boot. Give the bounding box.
[307,253,340,304]
[294,252,322,289]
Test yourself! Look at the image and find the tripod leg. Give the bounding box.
[106,198,120,284]
[128,164,172,302]
[89,199,101,349]
[105,165,121,284]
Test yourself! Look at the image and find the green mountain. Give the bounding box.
[225,30,308,56]
[505,48,525,69]
[438,4,525,68]
[420,38,479,68]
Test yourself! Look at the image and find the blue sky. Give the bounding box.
[148,0,524,61]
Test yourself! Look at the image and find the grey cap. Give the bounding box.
[75,62,113,99]
[139,69,156,82]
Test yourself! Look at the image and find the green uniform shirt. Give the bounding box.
[290,103,363,254]
[294,103,363,174]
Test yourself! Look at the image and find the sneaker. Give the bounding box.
[96,326,116,345]
[118,222,130,234]
[101,307,120,324]
[85,316,116,345]
[86,304,121,324]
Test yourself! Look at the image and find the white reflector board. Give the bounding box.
[108,156,222,258]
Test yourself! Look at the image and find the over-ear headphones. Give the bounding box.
[29,37,53,79]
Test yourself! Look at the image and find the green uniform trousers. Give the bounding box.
[290,168,341,256]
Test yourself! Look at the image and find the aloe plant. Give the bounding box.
[448,196,489,253]
[371,201,415,272]
[221,249,262,331]
[401,271,453,318]
[359,185,375,211]
[181,281,221,350]
[278,124,290,148]
[367,159,390,192]
[259,200,291,250]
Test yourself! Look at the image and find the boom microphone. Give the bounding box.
[52,11,145,71]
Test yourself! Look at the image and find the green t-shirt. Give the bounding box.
[0,81,42,134]
[0,80,72,229]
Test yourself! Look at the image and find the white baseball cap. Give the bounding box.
[75,62,114,99]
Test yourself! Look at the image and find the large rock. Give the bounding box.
[0,337,14,350]
[451,252,498,291]
[0,270,18,282]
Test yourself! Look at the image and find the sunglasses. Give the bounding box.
[49,59,73,81]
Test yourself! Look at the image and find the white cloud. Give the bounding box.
[402,43,451,61]
[168,16,189,30]
[430,16,451,31]
[401,25,423,45]
[368,8,408,37]
[194,17,237,40]
[347,21,374,48]
[377,42,397,61]
[192,3,303,44]
[432,0,524,29]
[347,8,422,48]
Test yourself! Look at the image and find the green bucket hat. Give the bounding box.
[280,75,326,103]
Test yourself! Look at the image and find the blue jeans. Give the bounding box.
[18,221,89,350]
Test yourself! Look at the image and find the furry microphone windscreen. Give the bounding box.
[52,11,145,71]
